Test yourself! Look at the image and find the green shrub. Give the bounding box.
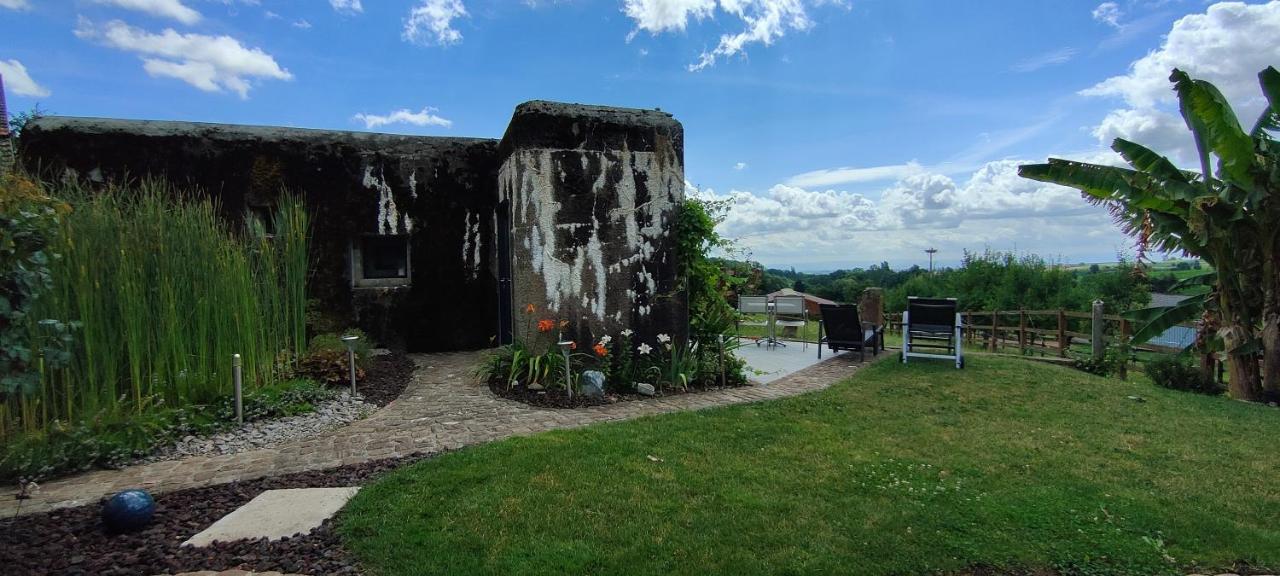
[298,348,366,386]
[0,378,332,482]
[6,179,311,440]
[308,329,374,367]
[1143,355,1223,395]
[1072,346,1129,378]
[475,341,581,392]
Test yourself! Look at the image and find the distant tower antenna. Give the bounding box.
[925,247,938,273]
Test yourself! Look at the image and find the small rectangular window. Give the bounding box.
[352,235,411,288]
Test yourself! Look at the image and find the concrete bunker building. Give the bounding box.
[20,101,688,352]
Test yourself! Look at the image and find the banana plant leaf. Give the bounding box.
[1124,293,1206,347]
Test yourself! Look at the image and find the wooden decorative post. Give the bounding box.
[1091,300,1105,362]
[1057,310,1067,358]
[990,312,999,352]
[1118,319,1131,379]
[1018,310,1027,352]
[858,288,883,329]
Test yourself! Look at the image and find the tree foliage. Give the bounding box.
[1020,67,1280,401]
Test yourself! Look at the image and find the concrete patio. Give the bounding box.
[736,338,870,384]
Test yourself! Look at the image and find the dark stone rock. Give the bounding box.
[579,370,605,398]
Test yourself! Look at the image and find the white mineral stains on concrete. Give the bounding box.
[362,164,413,235]
[499,145,683,324]
[461,210,482,279]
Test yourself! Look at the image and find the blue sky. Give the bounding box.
[4,0,1280,270]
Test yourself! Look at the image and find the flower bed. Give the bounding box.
[477,304,749,409]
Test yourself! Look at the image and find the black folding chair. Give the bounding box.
[901,297,963,368]
[817,304,882,361]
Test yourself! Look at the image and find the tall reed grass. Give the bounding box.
[1,179,310,438]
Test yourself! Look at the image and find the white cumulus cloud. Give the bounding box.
[403,0,468,46]
[93,0,203,25]
[330,0,362,14]
[1080,1,1280,164]
[0,59,51,97]
[622,0,842,71]
[0,0,31,11]
[734,162,748,170]
[353,107,453,130]
[693,157,1116,266]
[1082,1,1280,111]
[74,18,293,99]
[1092,2,1122,28]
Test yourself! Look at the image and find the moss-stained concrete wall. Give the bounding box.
[19,100,688,353]
[497,101,687,348]
[20,118,501,351]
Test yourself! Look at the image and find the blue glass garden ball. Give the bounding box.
[102,489,156,532]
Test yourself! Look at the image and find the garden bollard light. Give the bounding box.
[341,334,361,396]
[558,340,573,400]
[232,353,243,425]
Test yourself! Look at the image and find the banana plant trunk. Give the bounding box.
[1263,310,1279,398]
[1219,291,1264,401]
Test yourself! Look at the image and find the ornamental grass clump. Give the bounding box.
[1,178,311,444]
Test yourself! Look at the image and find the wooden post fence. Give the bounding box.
[1057,310,1067,358]
[882,304,1187,367]
[1091,300,1105,361]
[990,312,999,352]
[1018,310,1028,352]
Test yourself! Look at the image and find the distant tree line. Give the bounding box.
[716,250,1153,315]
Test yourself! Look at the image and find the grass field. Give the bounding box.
[340,355,1280,576]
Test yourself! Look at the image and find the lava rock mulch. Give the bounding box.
[488,377,750,409]
[357,350,414,407]
[0,455,432,576]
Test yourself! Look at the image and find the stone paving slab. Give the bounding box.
[182,487,360,547]
[3,349,870,518]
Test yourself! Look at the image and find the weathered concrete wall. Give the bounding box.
[20,118,501,351]
[498,101,687,348]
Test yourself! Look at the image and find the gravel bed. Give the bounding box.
[0,455,433,576]
[138,394,375,464]
[131,351,413,465]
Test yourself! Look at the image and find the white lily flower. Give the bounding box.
[599,335,613,345]
[656,333,671,344]
[621,329,633,337]
[638,343,652,355]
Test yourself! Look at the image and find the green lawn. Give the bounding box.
[340,356,1280,576]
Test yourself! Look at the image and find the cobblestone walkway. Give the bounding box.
[3,350,868,518]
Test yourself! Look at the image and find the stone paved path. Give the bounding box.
[3,350,868,518]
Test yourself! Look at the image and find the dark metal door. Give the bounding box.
[496,198,514,345]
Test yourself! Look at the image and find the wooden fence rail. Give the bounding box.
[884,307,1190,362]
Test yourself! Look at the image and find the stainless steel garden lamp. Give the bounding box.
[341,334,360,395]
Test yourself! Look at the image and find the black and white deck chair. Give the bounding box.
[817,304,881,361]
[901,297,964,368]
